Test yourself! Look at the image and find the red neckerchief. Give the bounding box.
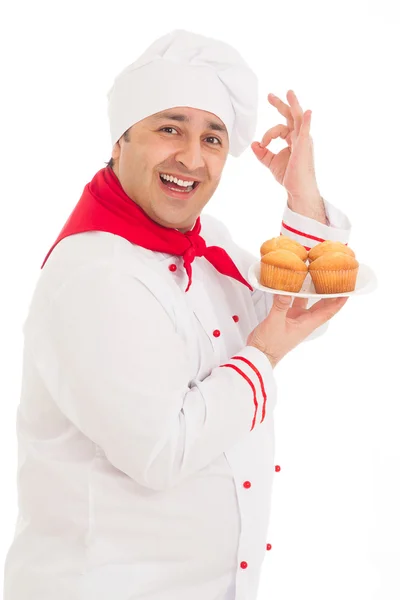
[41,166,253,293]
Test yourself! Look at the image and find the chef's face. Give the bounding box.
[110,107,229,232]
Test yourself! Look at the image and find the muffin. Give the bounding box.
[260,235,308,262]
[260,249,308,292]
[308,252,359,293]
[308,240,355,263]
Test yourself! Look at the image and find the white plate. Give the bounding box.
[248,261,378,298]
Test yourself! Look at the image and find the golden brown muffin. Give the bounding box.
[260,249,308,292]
[308,252,359,293]
[308,240,355,263]
[260,235,308,262]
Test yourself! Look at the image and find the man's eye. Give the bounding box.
[160,128,222,146]
[160,127,177,134]
[206,137,222,146]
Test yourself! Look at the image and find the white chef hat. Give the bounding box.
[107,29,258,157]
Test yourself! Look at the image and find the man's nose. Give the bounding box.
[175,140,206,173]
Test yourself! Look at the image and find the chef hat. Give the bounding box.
[106,29,258,157]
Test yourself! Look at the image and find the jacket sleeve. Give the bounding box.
[27,262,277,492]
[279,196,352,249]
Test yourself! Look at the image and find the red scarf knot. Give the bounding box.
[182,226,209,292]
[185,230,207,257]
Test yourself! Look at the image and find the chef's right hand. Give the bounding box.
[247,294,348,368]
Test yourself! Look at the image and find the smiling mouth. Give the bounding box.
[159,174,200,193]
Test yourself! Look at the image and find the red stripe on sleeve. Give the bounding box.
[231,356,267,423]
[281,222,348,246]
[281,222,326,242]
[220,364,258,431]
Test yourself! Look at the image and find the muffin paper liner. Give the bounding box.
[309,268,358,293]
[260,264,308,292]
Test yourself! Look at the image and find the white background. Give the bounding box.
[0,1,399,598]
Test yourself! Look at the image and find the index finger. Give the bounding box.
[308,296,349,313]
[260,124,291,149]
[294,296,349,327]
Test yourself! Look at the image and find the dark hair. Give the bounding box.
[105,129,131,168]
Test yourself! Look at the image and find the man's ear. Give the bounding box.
[111,140,121,161]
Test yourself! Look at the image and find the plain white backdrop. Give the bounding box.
[0,1,399,598]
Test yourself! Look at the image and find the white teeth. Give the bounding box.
[160,173,195,187]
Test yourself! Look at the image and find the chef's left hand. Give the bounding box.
[251,90,320,201]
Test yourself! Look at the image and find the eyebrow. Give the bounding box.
[152,112,228,136]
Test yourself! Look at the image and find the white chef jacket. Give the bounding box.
[3,199,351,600]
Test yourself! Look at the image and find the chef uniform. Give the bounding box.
[3,30,352,600]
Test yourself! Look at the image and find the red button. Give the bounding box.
[240,561,248,569]
[275,465,281,472]
[243,481,251,489]
[232,315,239,322]
[266,544,272,551]
[169,264,177,272]
[213,330,221,337]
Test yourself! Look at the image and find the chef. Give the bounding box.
[3,29,351,600]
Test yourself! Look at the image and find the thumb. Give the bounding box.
[269,294,293,318]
